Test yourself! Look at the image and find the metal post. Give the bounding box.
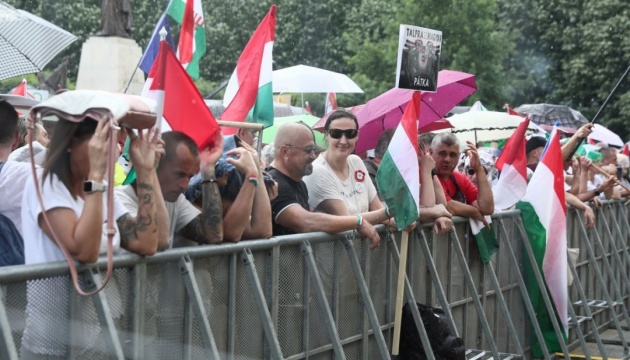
[342,237,391,360]
[301,240,347,359]
[179,256,221,359]
[227,253,237,360]
[240,249,284,359]
[87,269,125,360]
[0,286,17,360]
[129,263,147,360]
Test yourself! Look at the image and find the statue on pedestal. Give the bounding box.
[97,0,133,38]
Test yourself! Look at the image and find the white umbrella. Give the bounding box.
[446,110,538,144]
[272,64,364,93]
[0,1,77,80]
[589,123,624,147]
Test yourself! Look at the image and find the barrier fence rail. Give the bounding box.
[0,201,629,359]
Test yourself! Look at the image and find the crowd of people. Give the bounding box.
[3,99,630,270]
[2,93,630,356]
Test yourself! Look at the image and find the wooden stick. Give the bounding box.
[589,163,630,193]
[217,120,264,130]
[392,230,410,355]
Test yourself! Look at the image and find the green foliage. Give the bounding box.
[1,0,628,142]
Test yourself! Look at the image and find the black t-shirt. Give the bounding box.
[266,166,310,236]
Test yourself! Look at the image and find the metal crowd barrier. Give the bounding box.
[0,201,628,359]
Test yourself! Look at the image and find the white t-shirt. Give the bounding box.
[116,185,200,248]
[20,171,128,356]
[21,170,129,265]
[303,154,377,214]
[8,142,47,165]
[0,161,32,235]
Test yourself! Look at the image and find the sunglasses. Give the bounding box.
[328,128,358,139]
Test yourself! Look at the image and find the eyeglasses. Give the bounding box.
[285,144,317,155]
[328,128,358,139]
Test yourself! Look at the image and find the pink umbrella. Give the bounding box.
[313,70,476,153]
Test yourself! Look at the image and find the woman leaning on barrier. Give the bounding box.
[20,113,163,358]
[303,109,416,243]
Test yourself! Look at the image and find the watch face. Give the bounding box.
[84,181,93,192]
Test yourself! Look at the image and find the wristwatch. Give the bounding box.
[593,189,601,196]
[83,180,107,193]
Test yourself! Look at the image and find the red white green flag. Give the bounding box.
[376,92,420,229]
[493,117,530,210]
[222,5,276,132]
[516,127,568,357]
[167,0,206,79]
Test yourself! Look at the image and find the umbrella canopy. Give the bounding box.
[0,93,39,113]
[588,123,624,148]
[261,114,327,148]
[313,70,476,153]
[272,65,363,93]
[515,103,588,128]
[446,110,539,144]
[0,1,77,80]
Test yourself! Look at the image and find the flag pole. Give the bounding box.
[392,229,410,356]
[153,27,169,132]
[124,58,143,94]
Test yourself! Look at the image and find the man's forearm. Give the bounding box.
[475,167,495,215]
[446,200,482,218]
[200,177,223,243]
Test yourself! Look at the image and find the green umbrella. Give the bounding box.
[261,114,327,148]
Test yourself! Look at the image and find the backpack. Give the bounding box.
[0,162,25,266]
[399,302,466,360]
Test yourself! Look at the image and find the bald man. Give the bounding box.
[266,122,380,248]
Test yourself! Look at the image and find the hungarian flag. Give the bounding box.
[167,0,206,79]
[493,117,530,210]
[222,5,276,132]
[516,128,568,357]
[622,144,630,157]
[142,40,219,150]
[324,92,337,114]
[469,216,498,263]
[504,103,524,117]
[11,79,35,99]
[376,91,420,230]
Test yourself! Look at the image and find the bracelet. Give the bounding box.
[201,179,216,185]
[384,206,391,218]
[247,174,259,187]
[356,214,363,227]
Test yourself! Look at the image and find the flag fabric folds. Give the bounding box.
[376,91,420,230]
[325,92,337,114]
[516,127,568,357]
[167,0,206,79]
[469,216,498,263]
[222,5,276,131]
[139,12,174,74]
[142,41,220,150]
[11,79,35,98]
[493,117,530,210]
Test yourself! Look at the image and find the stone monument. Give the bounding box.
[76,0,145,95]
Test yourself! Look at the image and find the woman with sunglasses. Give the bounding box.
[303,109,407,245]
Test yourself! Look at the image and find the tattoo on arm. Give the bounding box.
[179,182,223,244]
[118,182,156,248]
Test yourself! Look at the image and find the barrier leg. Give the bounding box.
[0,286,17,360]
[129,263,146,360]
[300,240,346,360]
[342,237,391,359]
[87,268,125,360]
[240,249,284,360]
[179,256,221,359]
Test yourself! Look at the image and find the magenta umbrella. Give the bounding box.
[313,70,476,153]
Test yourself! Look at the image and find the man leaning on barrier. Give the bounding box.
[430,133,494,223]
[116,131,223,248]
[266,122,380,248]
